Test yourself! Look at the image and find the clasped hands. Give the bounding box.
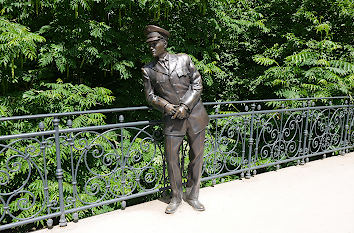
[164,103,189,119]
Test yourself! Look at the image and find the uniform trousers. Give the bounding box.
[165,129,205,202]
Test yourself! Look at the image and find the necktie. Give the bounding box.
[159,57,169,73]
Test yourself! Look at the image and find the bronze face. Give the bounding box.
[148,40,166,58]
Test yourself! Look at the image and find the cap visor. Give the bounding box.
[146,37,161,43]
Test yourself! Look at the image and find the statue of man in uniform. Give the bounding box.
[141,25,209,214]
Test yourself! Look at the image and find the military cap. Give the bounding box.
[145,25,170,43]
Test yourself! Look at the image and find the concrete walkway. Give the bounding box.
[36,152,354,233]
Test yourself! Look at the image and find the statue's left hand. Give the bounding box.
[172,104,189,119]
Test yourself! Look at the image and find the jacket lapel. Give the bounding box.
[151,59,169,76]
[169,54,177,75]
[150,53,177,76]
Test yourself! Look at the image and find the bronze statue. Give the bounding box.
[142,25,209,214]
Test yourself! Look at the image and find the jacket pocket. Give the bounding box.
[154,76,167,92]
[176,67,189,78]
[155,75,166,85]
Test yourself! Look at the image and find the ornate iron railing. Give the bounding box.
[0,97,353,231]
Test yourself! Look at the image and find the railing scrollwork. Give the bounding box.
[0,96,353,231]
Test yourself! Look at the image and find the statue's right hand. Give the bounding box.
[164,103,178,115]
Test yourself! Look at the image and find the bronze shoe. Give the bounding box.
[165,200,181,214]
[185,199,205,211]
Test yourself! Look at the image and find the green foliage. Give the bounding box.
[253,55,279,67]
[39,44,68,73]
[252,11,354,100]
[23,81,115,113]
[0,0,276,106]
[1,0,351,105]
[0,17,44,63]
[0,17,45,91]
[0,81,115,135]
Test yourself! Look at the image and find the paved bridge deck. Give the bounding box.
[35,152,354,233]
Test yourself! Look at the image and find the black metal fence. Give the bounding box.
[0,97,353,231]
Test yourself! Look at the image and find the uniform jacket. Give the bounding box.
[142,53,209,136]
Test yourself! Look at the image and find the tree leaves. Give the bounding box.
[0,17,45,79]
[285,50,318,66]
[39,44,67,73]
[255,37,354,98]
[25,82,115,111]
[253,55,278,66]
[89,21,110,39]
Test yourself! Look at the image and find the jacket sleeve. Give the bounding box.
[180,55,203,110]
[142,67,170,113]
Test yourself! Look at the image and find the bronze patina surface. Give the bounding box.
[142,25,209,214]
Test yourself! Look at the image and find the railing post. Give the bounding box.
[212,105,220,184]
[301,101,310,165]
[246,103,256,179]
[253,104,261,174]
[241,105,249,179]
[275,104,285,170]
[53,118,67,227]
[39,122,54,228]
[297,102,305,163]
[119,115,127,209]
[66,119,79,223]
[342,100,350,155]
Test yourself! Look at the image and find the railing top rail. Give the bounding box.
[1,103,351,141]
[0,120,158,141]
[0,106,151,122]
[203,96,350,106]
[0,96,350,122]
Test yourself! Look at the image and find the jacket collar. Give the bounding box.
[150,53,177,76]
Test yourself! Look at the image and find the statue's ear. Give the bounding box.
[163,40,168,49]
